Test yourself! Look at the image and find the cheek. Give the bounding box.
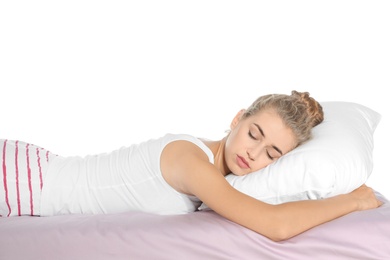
[251,156,276,172]
[225,130,241,151]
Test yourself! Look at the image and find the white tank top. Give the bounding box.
[40,134,214,216]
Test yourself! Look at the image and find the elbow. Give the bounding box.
[260,209,305,241]
[261,222,297,242]
[266,229,292,242]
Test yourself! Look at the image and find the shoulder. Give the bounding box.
[161,133,214,163]
[160,137,217,195]
[162,139,210,167]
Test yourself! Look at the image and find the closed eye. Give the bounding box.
[248,131,257,140]
[266,150,274,160]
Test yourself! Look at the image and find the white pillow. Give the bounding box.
[202,101,381,207]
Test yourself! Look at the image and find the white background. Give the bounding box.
[1,1,389,198]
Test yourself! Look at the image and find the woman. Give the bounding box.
[1,90,382,241]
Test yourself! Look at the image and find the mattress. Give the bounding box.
[1,191,389,260]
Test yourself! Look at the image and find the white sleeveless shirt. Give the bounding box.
[40,134,214,216]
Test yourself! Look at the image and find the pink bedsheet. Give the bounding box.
[1,191,389,260]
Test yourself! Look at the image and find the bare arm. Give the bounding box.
[190,166,380,241]
[161,141,382,241]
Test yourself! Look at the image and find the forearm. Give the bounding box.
[269,194,358,241]
[190,169,359,242]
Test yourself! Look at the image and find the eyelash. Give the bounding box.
[248,131,274,160]
[248,131,256,140]
[266,152,274,160]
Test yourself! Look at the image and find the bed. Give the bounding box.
[1,101,389,259]
[0,190,389,260]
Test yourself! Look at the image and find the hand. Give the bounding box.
[350,184,383,211]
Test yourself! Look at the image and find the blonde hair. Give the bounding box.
[242,90,324,146]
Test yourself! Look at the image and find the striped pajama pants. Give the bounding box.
[1,139,57,217]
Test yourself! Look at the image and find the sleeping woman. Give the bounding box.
[0,90,382,241]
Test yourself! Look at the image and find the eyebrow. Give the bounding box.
[253,123,283,155]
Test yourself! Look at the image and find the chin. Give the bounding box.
[230,171,247,176]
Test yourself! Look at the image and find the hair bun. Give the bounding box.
[291,90,324,127]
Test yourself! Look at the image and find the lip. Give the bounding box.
[236,155,250,169]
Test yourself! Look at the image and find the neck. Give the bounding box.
[202,137,230,176]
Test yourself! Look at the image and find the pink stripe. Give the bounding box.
[46,151,49,162]
[2,140,11,217]
[37,148,43,190]
[26,143,34,216]
[15,141,21,216]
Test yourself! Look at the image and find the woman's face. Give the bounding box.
[225,108,297,176]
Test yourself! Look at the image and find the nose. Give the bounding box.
[247,145,264,161]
